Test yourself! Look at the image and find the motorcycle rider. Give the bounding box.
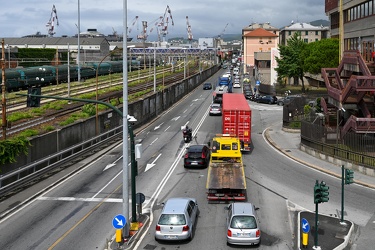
[183,125,192,142]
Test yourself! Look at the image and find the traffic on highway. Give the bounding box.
[0,63,375,250]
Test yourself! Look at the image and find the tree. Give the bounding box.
[302,38,339,74]
[275,32,307,92]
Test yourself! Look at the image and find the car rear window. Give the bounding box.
[158,214,186,225]
[230,216,257,229]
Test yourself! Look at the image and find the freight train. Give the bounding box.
[0,59,149,92]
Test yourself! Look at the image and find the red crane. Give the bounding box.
[186,16,193,42]
[159,5,174,41]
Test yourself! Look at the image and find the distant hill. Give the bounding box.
[310,19,330,27]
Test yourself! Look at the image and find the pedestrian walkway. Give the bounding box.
[265,122,375,189]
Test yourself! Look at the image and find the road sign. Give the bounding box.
[112,214,126,229]
[301,218,310,233]
[256,80,260,86]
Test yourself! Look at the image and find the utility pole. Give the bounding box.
[1,39,7,140]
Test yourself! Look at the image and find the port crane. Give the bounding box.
[46,5,59,36]
[186,16,193,42]
[159,5,174,42]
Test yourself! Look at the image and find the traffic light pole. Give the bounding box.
[314,180,319,248]
[341,165,345,223]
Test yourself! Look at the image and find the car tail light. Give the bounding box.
[156,225,160,231]
[202,151,206,158]
[182,225,189,231]
[227,229,232,237]
[184,153,189,158]
[256,229,260,237]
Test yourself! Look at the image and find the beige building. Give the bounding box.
[279,22,330,45]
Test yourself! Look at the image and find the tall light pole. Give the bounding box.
[122,0,130,238]
[77,0,81,83]
[2,39,7,139]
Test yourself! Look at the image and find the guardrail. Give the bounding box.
[0,126,123,197]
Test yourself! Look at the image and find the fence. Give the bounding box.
[301,120,375,169]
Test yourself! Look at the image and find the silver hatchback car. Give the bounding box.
[155,197,199,241]
[226,202,261,246]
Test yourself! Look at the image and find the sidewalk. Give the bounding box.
[265,122,375,189]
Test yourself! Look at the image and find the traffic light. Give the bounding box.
[345,169,354,184]
[314,181,322,204]
[314,180,329,204]
[319,181,329,203]
[27,87,41,107]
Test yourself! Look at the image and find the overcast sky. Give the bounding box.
[0,0,328,40]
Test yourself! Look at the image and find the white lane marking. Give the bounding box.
[145,153,162,172]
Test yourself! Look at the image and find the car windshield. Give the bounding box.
[158,214,186,225]
[230,216,257,229]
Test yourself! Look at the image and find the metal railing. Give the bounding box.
[0,126,123,197]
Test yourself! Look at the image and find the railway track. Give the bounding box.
[1,65,201,138]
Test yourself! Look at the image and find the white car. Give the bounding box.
[233,79,241,88]
[233,82,241,88]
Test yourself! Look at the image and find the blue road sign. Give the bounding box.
[112,214,126,229]
[256,80,260,86]
[301,218,310,233]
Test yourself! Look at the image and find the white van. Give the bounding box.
[233,67,239,75]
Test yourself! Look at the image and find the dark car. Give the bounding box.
[184,145,210,168]
[277,95,299,106]
[203,82,213,90]
[244,89,253,99]
[256,95,277,104]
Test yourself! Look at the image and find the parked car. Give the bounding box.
[184,145,210,168]
[209,103,222,116]
[203,82,213,90]
[226,202,261,246]
[155,197,199,241]
[277,95,299,105]
[256,95,277,104]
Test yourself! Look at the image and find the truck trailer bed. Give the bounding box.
[206,162,246,190]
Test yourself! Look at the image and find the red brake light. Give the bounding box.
[184,153,188,158]
[156,225,160,231]
[256,229,260,237]
[227,229,232,237]
[202,152,206,158]
[182,225,189,231]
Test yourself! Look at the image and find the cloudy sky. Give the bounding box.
[0,0,328,40]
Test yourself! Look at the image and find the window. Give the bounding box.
[230,216,257,229]
[305,31,308,35]
[158,214,186,225]
[315,31,319,36]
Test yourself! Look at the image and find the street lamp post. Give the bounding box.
[122,0,130,239]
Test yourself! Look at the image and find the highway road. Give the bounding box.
[0,69,375,250]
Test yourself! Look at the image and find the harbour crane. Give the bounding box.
[186,16,193,42]
[46,5,59,37]
[159,5,174,42]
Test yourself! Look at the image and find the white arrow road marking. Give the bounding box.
[145,153,162,172]
[103,156,122,171]
[171,116,180,121]
[115,217,124,226]
[154,122,164,130]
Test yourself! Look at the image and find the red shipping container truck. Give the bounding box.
[222,93,252,151]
